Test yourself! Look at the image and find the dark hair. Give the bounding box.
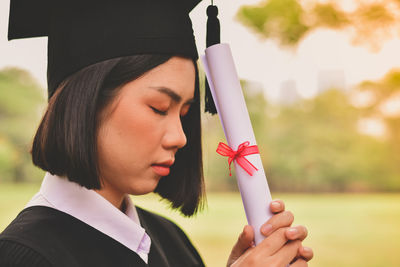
[31,55,204,216]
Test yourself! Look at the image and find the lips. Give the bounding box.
[151,165,170,176]
[151,160,174,176]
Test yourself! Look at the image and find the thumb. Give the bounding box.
[227,225,254,267]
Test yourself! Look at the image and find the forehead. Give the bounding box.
[123,57,196,99]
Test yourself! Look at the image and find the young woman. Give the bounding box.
[1,1,313,266]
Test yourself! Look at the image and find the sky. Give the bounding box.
[1,0,400,101]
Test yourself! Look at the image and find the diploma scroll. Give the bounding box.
[201,44,273,245]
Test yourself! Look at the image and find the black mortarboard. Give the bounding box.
[8,0,219,113]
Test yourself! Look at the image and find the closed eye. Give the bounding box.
[150,106,168,116]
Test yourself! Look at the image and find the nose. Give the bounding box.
[162,117,187,150]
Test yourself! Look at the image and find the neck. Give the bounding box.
[94,184,126,212]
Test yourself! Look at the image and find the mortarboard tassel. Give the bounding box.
[205,3,220,115]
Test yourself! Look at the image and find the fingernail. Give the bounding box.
[240,226,247,237]
[271,201,280,210]
[261,224,272,235]
[287,227,298,235]
[302,246,312,253]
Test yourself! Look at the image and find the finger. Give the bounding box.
[260,210,294,236]
[270,199,285,213]
[257,227,288,256]
[285,225,308,241]
[298,246,314,261]
[229,225,255,262]
[271,240,302,266]
[290,258,308,267]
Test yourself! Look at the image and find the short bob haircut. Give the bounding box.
[31,54,204,216]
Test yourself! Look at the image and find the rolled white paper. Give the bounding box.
[201,43,273,245]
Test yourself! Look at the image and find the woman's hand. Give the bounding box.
[227,200,313,267]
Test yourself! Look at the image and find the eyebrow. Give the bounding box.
[149,86,195,105]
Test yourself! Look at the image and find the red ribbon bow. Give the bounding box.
[216,141,259,176]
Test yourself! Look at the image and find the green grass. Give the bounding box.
[1,183,399,267]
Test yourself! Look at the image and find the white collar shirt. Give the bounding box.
[25,172,151,263]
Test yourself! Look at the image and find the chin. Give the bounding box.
[128,177,161,195]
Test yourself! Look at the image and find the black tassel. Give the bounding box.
[205,4,220,115]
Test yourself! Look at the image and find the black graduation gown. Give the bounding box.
[0,206,205,267]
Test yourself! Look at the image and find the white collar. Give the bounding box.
[26,172,151,263]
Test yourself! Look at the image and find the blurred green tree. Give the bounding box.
[263,89,400,192]
[355,70,400,168]
[237,0,400,51]
[0,67,46,183]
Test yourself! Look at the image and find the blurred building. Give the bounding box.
[317,69,346,93]
[279,79,300,105]
[243,80,264,96]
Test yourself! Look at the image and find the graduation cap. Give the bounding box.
[8,0,220,114]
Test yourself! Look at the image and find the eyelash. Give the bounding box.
[151,107,168,116]
[150,106,191,117]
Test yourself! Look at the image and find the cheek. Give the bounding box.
[98,102,162,168]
